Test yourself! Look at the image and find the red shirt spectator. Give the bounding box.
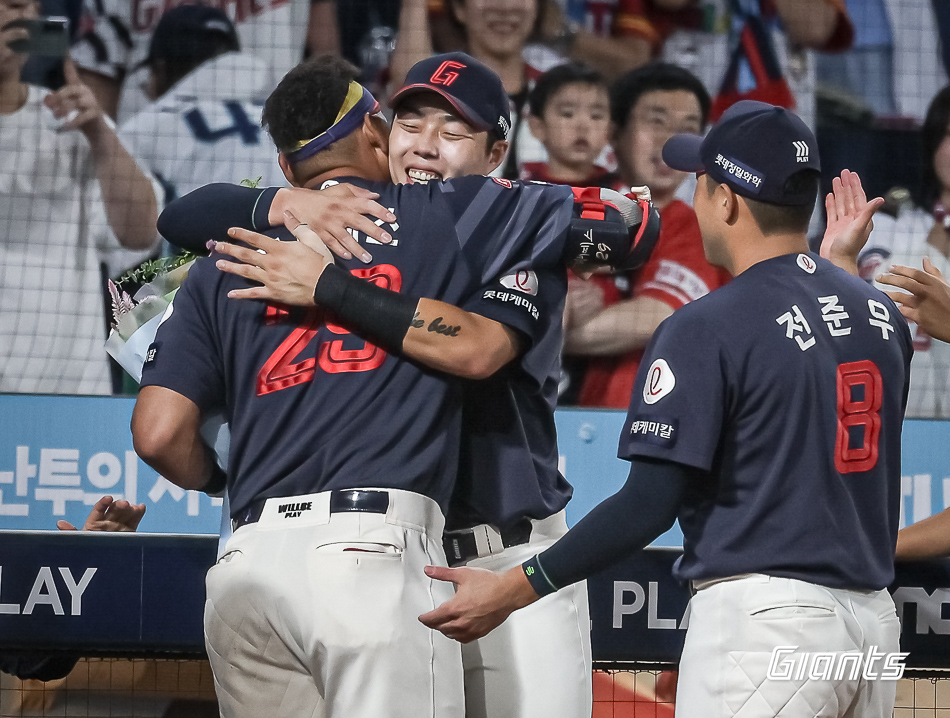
[576,198,730,408]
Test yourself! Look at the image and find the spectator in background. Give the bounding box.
[522,62,616,186]
[855,86,950,418]
[653,0,853,128]
[563,63,730,408]
[391,0,563,179]
[70,0,324,123]
[119,6,287,201]
[0,0,160,395]
[816,0,946,124]
[544,0,700,79]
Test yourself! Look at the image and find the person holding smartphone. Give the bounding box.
[0,0,161,394]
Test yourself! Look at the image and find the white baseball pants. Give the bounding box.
[459,511,593,718]
[203,488,464,718]
[675,574,900,718]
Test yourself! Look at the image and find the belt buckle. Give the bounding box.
[472,524,506,557]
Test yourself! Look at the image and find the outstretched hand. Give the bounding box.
[820,169,884,275]
[214,211,335,306]
[877,257,950,343]
[418,564,539,643]
[57,495,145,532]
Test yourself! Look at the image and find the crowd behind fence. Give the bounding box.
[1,0,947,415]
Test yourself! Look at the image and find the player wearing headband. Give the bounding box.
[134,55,651,718]
[157,56,657,717]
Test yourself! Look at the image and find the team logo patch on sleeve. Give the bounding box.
[643,358,675,404]
[499,270,538,295]
[629,416,678,447]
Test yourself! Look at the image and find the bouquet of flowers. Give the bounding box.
[106,251,230,472]
[105,254,195,382]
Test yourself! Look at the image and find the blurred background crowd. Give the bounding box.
[1,0,948,416]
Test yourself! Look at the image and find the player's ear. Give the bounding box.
[486,140,509,174]
[277,153,299,187]
[719,184,739,226]
[364,113,390,155]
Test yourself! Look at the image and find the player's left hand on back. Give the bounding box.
[419,564,538,643]
[215,223,332,306]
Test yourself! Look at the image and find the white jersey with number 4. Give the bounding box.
[119,52,287,200]
[72,0,310,122]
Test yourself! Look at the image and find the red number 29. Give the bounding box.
[257,265,402,396]
[834,360,882,474]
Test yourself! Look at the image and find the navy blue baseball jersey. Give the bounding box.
[142,176,572,517]
[619,252,912,590]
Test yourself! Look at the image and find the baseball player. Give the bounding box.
[132,56,644,718]
[71,0,312,122]
[157,52,660,718]
[421,102,912,718]
[118,5,286,199]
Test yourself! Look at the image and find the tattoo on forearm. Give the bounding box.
[411,311,424,329]
[427,316,461,338]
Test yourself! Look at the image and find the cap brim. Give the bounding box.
[388,84,491,133]
[662,134,705,173]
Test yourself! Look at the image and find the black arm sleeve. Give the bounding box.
[157,184,280,252]
[523,457,690,596]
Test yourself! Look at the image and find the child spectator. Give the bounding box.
[563,62,730,408]
[522,62,616,187]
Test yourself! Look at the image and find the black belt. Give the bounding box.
[442,519,533,567]
[232,489,390,530]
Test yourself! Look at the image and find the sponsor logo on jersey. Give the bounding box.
[643,358,675,405]
[278,501,312,519]
[143,342,160,367]
[499,270,538,295]
[492,177,513,189]
[796,254,816,274]
[793,140,810,163]
[628,416,677,447]
[482,289,539,319]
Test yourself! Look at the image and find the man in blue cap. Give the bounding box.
[421,101,912,718]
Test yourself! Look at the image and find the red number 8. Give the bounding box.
[834,360,882,474]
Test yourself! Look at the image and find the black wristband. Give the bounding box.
[312,264,419,354]
[202,464,227,497]
[522,554,559,598]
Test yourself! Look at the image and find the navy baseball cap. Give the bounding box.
[663,100,820,206]
[389,52,511,142]
[143,5,239,66]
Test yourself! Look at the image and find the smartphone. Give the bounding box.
[4,17,69,90]
[4,16,70,57]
